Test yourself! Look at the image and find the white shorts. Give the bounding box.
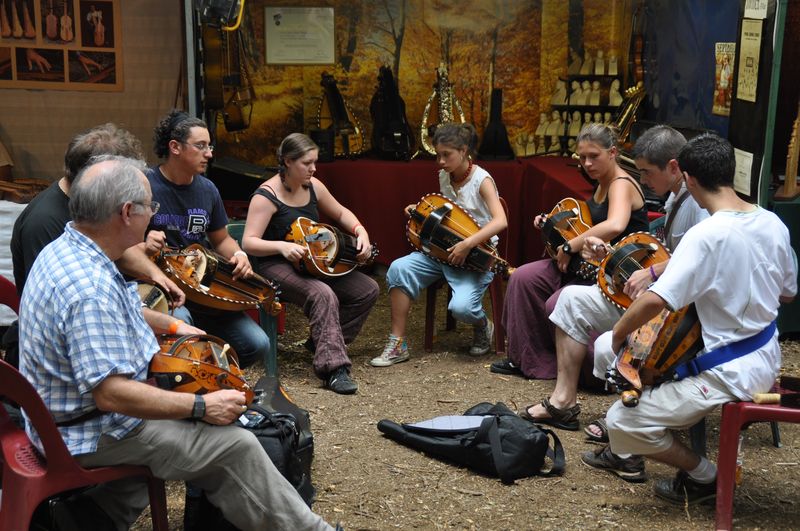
[549,284,622,345]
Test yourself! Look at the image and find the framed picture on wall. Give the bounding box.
[0,0,122,91]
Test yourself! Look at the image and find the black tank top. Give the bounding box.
[586,176,649,244]
[252,184,319,241]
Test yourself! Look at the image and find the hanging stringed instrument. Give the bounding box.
[88,6,105,46]
[406,193,512,275]
[220,28,255,133]
[285,217,378,278]
[317,72,365,157]
[149,334,255,404]
[21,0,34,38]
[608,304,704,407]
[420,63,466,155]
[0,0,11,38]
[157,244,282,314]
[369,65,415,160]
[45,0,57,40]
[539,197,599,280]
[59,0,73,42]
[597,232,671,310]
[10,0,22,38]
[613,83,646,147]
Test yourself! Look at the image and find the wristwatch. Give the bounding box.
[191,394,206,419]
[561,242,573,255]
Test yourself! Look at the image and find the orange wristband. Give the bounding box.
[168,319,183,335]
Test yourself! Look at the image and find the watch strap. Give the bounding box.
[191,394,206,419]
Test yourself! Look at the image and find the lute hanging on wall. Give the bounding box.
[316,72,365,157]
[419,63,465,155]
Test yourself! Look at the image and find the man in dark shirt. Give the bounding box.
[5,123,185,368]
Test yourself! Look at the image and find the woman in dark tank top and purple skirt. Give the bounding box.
[499,123,649,381]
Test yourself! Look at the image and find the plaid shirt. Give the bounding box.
[19,223,159,456]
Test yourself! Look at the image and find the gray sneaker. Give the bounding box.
[371,335,410,367]
[469,320,494,356]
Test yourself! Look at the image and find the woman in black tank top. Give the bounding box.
[498,123,648,382]
[240,133,379,395]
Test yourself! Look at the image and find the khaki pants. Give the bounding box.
[77,419,332,531]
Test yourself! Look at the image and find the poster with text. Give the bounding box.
[736,18,762,103]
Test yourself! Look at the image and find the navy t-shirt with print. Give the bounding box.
[145,166,229,249]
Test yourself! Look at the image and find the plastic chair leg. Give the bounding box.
[488,277,505,357]
[770,421,781,448]
[716,403,742,531]
[147,477,170,530]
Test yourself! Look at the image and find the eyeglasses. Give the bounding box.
[183,142,214,153]
[133,200,160,215]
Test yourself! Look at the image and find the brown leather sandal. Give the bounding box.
[518,398,580,431]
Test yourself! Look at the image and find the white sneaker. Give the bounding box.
[371,335,410,367]
[469,320,494,356]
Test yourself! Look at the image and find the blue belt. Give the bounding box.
[671,320,777,381]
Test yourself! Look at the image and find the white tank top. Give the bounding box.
[438,164,499,245]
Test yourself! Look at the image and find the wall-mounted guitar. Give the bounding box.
[316,72,365,157]
[200,0,255,134]
[369,65,415,160]
[419,63,465,156]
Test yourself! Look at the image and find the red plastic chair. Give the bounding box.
[0,358,169,530]
[715,401,800,530]
[424,198,509,357]
[0,274,19,315]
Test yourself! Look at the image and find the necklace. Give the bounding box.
[450,158,473,185]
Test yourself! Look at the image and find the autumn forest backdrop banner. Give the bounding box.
[211,0,633,167]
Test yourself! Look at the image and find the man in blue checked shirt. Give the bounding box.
[19,156,335,531]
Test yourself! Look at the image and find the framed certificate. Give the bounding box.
[265,7,334,65]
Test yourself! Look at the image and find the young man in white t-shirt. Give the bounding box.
[583,133,797,504]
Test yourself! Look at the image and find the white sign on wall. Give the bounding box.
[265,7,334,65]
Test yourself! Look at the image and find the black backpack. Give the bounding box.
[184,375,316,531]
[377,402,565,484]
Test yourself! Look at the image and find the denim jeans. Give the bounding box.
[387,251,493,325]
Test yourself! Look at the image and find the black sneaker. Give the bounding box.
[304,336,316,353]
[326,367,358,395]
[490,358,523,376]
[654,470,717,505]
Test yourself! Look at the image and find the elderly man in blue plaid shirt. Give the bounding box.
[19,156,334,531]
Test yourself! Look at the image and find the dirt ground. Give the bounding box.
[136,273,800,530]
